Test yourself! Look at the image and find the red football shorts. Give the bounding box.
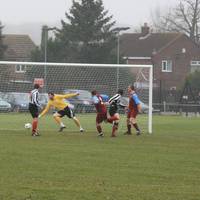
[127,110,138,118]
[96,112,107,123]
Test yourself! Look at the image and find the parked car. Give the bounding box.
[2,92,29,112]
[0,97,11,112]
[1,92,50,112]
[63,89,93,113]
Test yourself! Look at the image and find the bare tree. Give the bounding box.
[152,0,200,43]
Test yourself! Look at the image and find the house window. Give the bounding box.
[15,65,26,73]
[162,60,172,72]
[191,61,200,65]
[190,60,200,73]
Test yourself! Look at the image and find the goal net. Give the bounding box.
[0,61,153,134]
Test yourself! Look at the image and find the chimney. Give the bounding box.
[141,23,150,36]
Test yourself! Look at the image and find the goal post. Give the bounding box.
[0,61,153,134]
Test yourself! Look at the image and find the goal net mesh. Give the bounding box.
[0,62,152,133]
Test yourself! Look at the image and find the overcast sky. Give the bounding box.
[0,0,177,43]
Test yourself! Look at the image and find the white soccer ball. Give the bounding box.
[24,123,32,129]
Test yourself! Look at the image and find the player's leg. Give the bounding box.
[107,108,119,123]
[65,106,84,132]
[111,113,120,137]
[32,118,39,135]
[130,114,141,135]
[96,114,104,137]
[29,104,39,136]
[124,111,132,135]
[53,112,66,132]
[127,119,132,134]
[96,122,103,137]
[107,115,119,123]
[72,117,84,132]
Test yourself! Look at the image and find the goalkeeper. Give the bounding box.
[39,92,84,132]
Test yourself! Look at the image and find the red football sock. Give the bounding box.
[32,120,38,132]
[112,122,119,136]
[112,126,117,136]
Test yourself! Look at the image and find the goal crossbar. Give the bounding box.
[0,61,152,68]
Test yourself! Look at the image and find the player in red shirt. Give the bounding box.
[91,90,108,137]
[125,85,142,135]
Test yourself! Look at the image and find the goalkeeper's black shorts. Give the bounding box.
[58,106,75,118]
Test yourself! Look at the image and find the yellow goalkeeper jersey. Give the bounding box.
[40,93,77,117]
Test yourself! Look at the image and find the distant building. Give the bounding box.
[0,34,36,91]
[3,34,36,61]
[120,23,200,90]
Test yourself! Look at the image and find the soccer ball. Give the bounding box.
[24,123,32,129]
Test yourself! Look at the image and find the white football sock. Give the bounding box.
[60,122,65,127]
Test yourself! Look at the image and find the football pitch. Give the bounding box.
[0,113,200,200]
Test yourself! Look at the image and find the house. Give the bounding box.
[3,34,36,73]
[3,34,36,61]
[0,34,36,92]
[120,23,200,91]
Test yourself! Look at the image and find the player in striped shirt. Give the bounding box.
[108,89,124,137]
[39,92,84,132]
[29,84,41,136]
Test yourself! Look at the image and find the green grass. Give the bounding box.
[0,113,200,200]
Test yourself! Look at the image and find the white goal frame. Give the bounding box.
[0,61,153,134]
